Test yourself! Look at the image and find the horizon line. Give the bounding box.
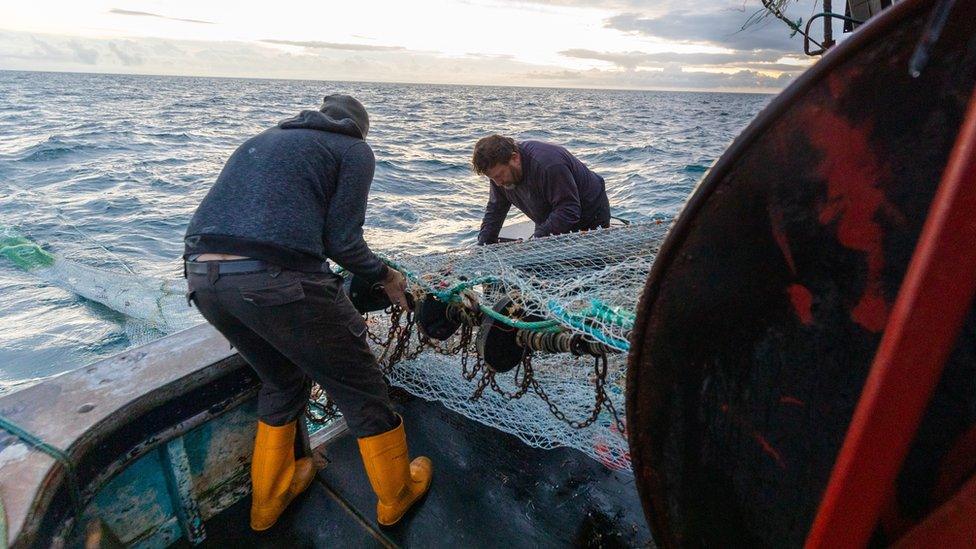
[0,68,783,95]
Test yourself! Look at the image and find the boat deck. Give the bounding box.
[199,391,652,548]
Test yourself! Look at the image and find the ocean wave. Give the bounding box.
[17,140,83,162]
[0,70,771,382]
[682,164,709,174]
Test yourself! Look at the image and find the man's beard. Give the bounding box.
[502,166,522,189]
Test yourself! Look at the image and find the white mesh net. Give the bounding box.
[392,221,667,352]
[42,259,196,337]
[350,220,671,470]
[0,226,198,346]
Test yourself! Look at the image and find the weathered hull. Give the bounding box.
[0,325,257,547]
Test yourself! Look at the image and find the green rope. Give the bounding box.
[378,257,636,335]
[431,276,499,301]
[0,415,82,522]
[0,491,6,549]
[477,303,563,332]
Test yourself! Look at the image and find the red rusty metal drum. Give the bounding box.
[626,0,976,546]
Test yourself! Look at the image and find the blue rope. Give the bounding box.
[376,257,635,339]
[547,300,631,352]
[0,415,82,521]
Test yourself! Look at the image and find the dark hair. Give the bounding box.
[472,135,517,175]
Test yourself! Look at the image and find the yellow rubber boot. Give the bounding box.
[357,416,433,526]
[250,420,316,531]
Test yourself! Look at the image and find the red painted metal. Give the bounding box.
[931,424,976,506]
[804,90,976,549]
[892,474,976,548]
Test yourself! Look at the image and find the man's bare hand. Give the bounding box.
[381,268,411,310]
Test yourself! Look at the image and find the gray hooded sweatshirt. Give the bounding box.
[184,95,389,282]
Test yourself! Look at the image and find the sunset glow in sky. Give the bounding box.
[0,0,833,91]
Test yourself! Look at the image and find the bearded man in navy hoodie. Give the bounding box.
[183,95,431,531]
[472,134,610,245]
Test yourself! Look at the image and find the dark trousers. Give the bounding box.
[187,267,398,438]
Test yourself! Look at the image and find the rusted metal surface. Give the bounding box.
[79,445,185,548]
[73,382,258,533]
[0,320,354,547]
[84,518,125,549]
[0,323,239,547]
[181,405,257,521]
[626,0,976,546]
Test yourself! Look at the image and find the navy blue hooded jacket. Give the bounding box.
[477,141,609,245]
[184,95,389,283]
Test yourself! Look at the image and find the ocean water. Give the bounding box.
[0,70,770,393]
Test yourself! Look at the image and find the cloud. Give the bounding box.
[107,41,143,66]
[464,52,516,60]
[0,29,801,91]
[496,0,672,9]
[69,41,98,64]
[524,65,795,91]
[606,10,801,52]
[30,37,63,59]
[15,37,98,65]
[564,3,818,78]
[560,48,808,72]
[260,39,405,52]
[0,30,531,85]
[62,40,99,64]
[524,69,587,80]
[108,8,214,25]
[732,62,809,72]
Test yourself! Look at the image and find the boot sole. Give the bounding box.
[377,479,433,527]
[251,459,318,531]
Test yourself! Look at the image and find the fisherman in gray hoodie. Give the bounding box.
[184,95,431,531]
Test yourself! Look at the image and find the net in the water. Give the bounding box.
[0,226,197,345]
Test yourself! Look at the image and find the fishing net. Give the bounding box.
[324,219,672,470]
[0,227,198,344]
[4,220,671,470]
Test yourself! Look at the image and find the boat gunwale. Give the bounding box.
[0,323,245,547]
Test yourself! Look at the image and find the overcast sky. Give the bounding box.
[0,0,839,91]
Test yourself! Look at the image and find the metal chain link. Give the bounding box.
[319,298,626,433]
[306,384,341,425]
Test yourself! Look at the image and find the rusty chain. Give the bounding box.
[309,298,625,433]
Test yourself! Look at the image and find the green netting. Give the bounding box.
[0,228,55,270]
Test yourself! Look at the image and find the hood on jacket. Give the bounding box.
[278,94,369,139]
